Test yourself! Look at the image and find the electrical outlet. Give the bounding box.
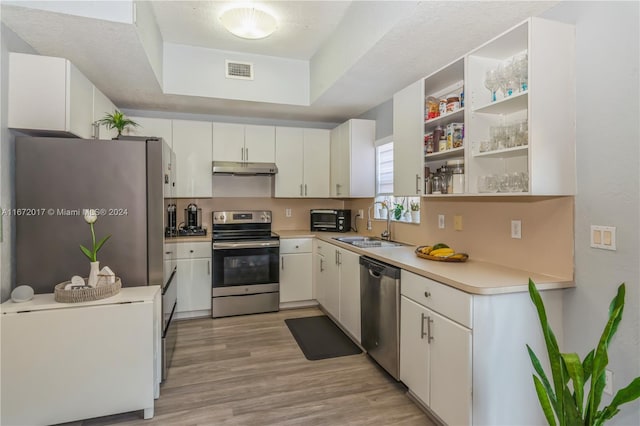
[285,208,292,218]
[454,215,463,231]
[511,220,522,239]
[358,209,364,219]
[438,214,445,229]
[604,369,613,395]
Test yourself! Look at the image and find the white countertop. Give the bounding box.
[1,285,161,314]
[275,230,573,295]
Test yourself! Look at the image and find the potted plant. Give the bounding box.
[527,279,640,425]
[393,202,404,221]
[377,200,388,219]
[96,110,139,138]
[410,200,420,223]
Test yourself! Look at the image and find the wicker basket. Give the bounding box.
[54,278,122,303]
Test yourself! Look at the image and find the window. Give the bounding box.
[373,136,420,224]
[376,140,394,195]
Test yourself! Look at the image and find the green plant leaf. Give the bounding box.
[94,234,111,253]
[562,352,585,416]
[583,350,595,384]
[598,377,640,422]
[79,244,94,261]
[527,344,558,413]
[588,303,624,423]
[560,378,582,425]
[529,279,566,423]
[606,284,625,347]
[533,374,558,426]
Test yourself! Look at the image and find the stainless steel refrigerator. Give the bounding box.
[15,136,178,380]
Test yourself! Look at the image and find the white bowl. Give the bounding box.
[11,285,34,303]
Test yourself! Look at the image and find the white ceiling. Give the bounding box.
[1,1,559,124]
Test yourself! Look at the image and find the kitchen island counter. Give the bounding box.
[274,229,573,295]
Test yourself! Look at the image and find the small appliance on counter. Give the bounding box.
[165,204,177,237]
[177,203,207,236]
[310,209,351,232]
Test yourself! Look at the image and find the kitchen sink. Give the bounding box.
[332,236,404,248]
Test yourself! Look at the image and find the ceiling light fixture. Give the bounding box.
[219,6,278,40]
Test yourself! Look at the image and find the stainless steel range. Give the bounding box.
[211,210,280,318]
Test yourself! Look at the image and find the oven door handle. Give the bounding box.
[213,241,280,249]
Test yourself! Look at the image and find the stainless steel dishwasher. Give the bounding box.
[360,256,401,380]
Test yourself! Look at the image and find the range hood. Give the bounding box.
[212,161,278,176]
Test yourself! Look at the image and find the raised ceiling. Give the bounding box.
[1,1,559,123]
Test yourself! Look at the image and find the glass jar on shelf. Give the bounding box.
[447,159,465,194]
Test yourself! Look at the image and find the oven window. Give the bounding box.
[313,213,337,227]
[213,247,279,287]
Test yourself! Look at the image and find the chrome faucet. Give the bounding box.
[368,202,392,240]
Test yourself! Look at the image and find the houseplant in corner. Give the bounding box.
[96,110,139,138]
[527,279,640,425]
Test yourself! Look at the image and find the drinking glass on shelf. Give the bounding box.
[514,52,528,92]
[515,119,528,146]
[497,62,516,98]
[520,171,529,192]
[507,172,523,192]
[498,174,510,192]
[484,69,499,102]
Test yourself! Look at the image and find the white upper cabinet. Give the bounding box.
[244,125,275,163]
[466,17,575,195]
[393,79,425,196]
[9,53,94,139]
[212,122,245,162]
[329,119,375,198]
[172,120,213,198]
[212,123,275,163]
[92,87,118,140]
[123,117,173,147]
[393,17,575,197]
[274,127,330,198]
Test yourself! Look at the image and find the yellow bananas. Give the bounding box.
[429,247,455,257]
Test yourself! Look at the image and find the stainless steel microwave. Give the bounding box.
[310,209,351,232]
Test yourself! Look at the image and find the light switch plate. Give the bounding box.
[358,209,364,219]
[285,208,292,218]
[591,225,616,250]
[438,214,445,229]
[454,215,463,231]
[511,220,522,239]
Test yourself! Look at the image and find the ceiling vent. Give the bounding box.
[226,60,253,80]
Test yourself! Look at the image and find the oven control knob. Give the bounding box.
[261,214,268,222]
[218,214,226,222]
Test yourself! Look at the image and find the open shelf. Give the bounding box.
[473,91,528,114]
[424,108,464,128]
[425,146,465,161]
[473,145,528,159]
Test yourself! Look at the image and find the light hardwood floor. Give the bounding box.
[72,308,434,425]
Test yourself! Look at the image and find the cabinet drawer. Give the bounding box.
[280,238,312,254]
[175,242,211,259]
[401,270,472,329]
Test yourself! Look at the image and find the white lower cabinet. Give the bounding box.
[400,296,471,426]
[313,240,361,343]
[400,270,564,425]
[279,239,313,305]
[174,242,211,319]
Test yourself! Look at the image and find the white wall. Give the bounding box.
[358,98,393,140]
[163,43,309,106]
[0,24,37,302]
[543,2,640,423]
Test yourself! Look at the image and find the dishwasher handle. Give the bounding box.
[359,256,401,279]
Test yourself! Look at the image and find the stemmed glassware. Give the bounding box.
[482,50,528,102]
[484,69,499,102]
[513,52,528,92]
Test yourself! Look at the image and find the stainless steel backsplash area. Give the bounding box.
[174,198,345,231]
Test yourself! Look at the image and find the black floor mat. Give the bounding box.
[285,315,362,361]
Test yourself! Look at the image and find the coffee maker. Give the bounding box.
[165,204,177,237]
[178,203,206,236]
